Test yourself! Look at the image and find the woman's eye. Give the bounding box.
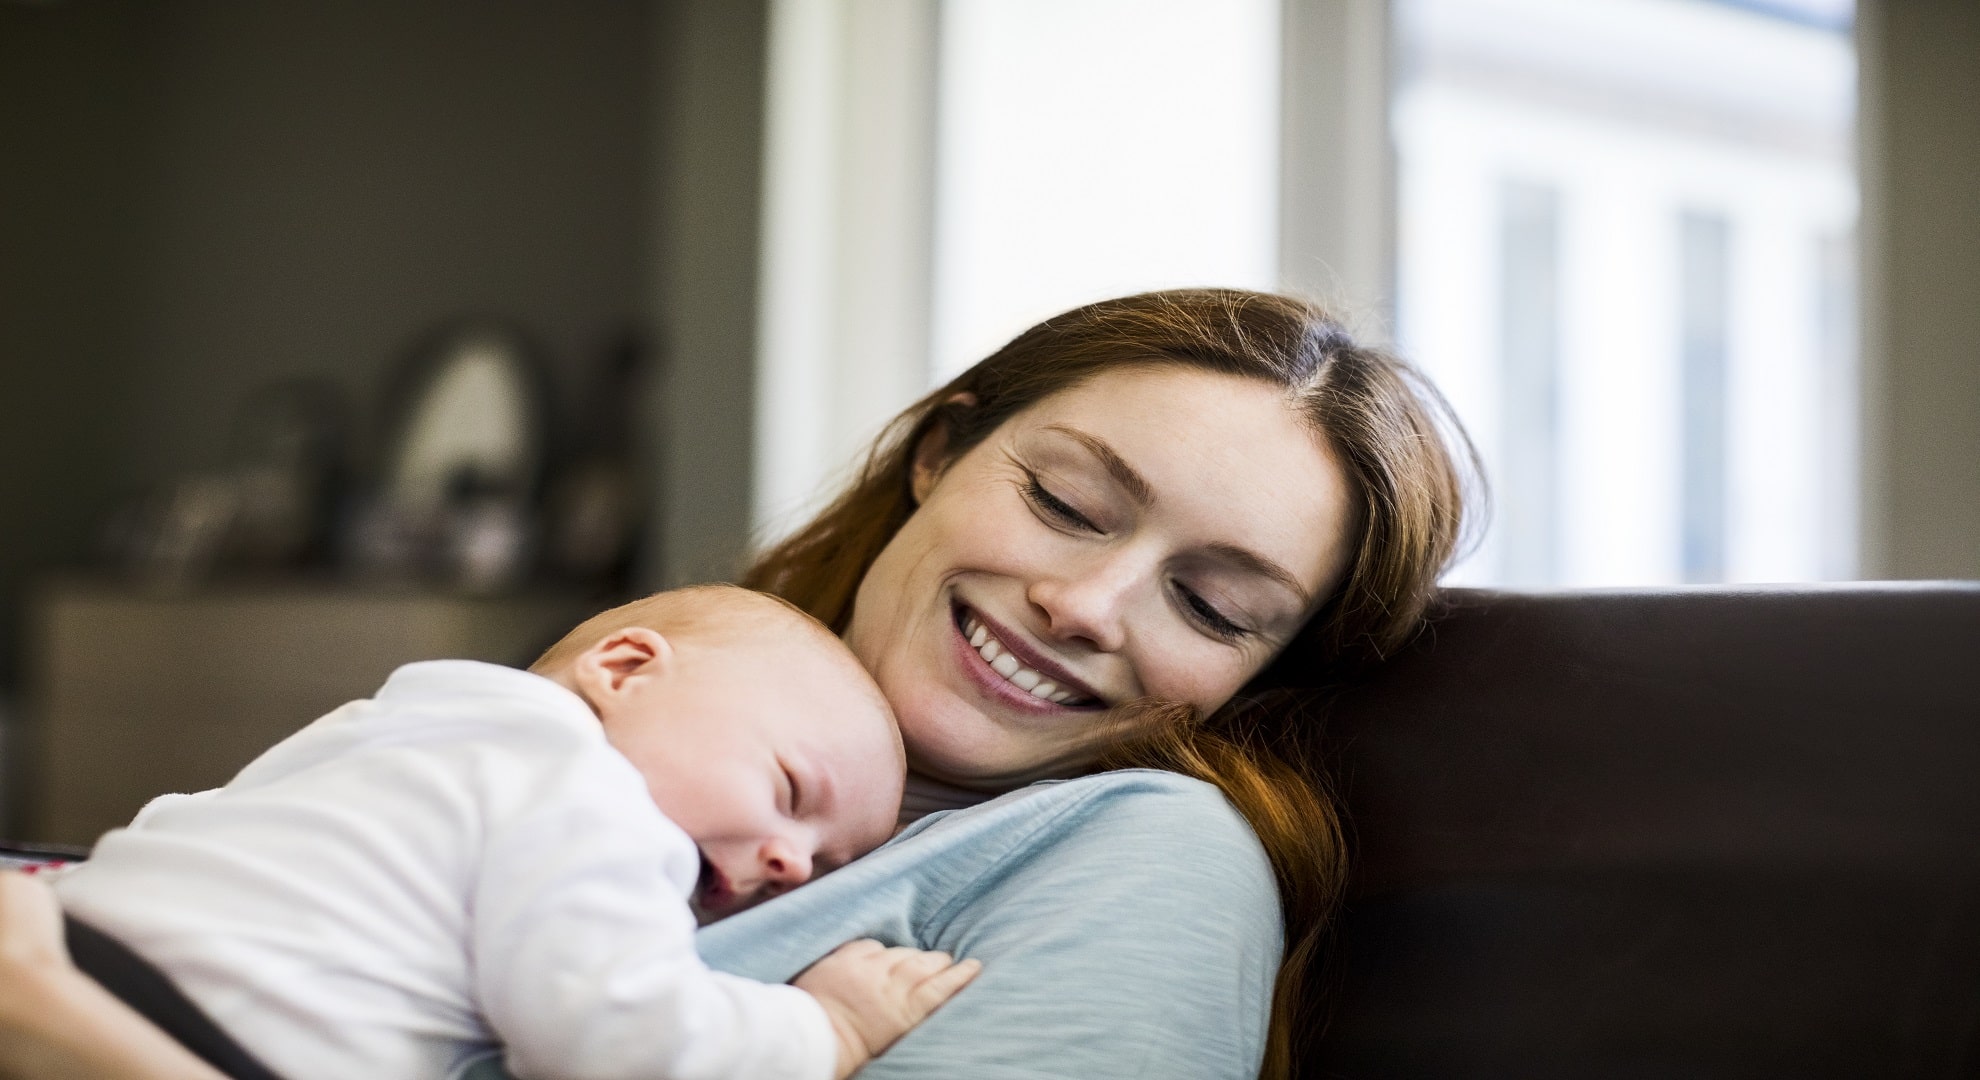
[1024,475,1098,531]
[1176,583,1250,642]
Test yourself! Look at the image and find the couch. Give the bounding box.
[1290,583,1980,1078]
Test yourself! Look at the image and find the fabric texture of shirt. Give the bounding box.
[460,766,1283,1080]
[53,660,836,1080]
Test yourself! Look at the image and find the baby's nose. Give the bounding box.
[762,841,812,887]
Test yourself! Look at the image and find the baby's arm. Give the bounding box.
[0,872,225,1080]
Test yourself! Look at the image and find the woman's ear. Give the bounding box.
[911,393,978,505]
[571,626,674,712]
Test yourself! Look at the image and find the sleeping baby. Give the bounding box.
[54,585,977,1080]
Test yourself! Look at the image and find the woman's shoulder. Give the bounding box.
[863,771,1286,1078]
[697,768,1281,979]
[913,767,1278,913]
[683,770,1290,1079]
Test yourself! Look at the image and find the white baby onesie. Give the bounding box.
[54,660,836,1080]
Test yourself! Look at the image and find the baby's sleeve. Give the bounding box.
[469,744,837,1080]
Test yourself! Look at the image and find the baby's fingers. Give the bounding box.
[883,946,953,979]
[906,956,981,1017]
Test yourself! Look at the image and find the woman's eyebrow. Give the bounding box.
[1041,425,1152,506]
[1040,424,1312,605]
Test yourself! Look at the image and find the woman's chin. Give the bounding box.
[899,716,1034,792]
[904,725,1100,793]
[902,735,1008,792]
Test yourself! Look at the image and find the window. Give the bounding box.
[756,0,1281,538]
[929,0,1281,381]
[1393,0,1859,584]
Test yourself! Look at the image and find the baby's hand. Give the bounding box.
[792,938,981,1080]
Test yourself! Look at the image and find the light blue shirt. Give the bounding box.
[460,768,1280,1079]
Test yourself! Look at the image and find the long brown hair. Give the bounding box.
[744,288,1478,1079]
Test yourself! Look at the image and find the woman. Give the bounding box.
[0,288,1474,1080]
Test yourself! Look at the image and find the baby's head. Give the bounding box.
[532,585,903,923]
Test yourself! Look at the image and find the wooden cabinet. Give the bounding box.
[26,583,589,847]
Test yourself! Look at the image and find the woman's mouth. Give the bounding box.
[952,604,1103,708]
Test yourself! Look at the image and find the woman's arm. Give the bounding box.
[0,873,224,1080]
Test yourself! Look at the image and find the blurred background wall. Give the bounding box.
[0,0,1975,837]
[0,0,778,840]
[0,1,653,681]
[1858,0,1980,581]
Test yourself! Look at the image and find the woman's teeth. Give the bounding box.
[962,613,1090,705]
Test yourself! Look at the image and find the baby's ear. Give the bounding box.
[575,626,674,699]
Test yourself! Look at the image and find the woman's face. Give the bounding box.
[844,365,1355,789]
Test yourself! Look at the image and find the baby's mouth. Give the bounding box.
[694,851,733,917]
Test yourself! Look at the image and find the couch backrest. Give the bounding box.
[1295,583,1980,1078]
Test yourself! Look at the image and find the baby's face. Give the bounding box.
[598,626,904,924]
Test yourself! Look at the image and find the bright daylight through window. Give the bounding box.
[1393,0,1859,586]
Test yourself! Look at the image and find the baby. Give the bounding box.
[53,585,977,1080]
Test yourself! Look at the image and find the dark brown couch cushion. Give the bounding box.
[1299,584,1980,1078]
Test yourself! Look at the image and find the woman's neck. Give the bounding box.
[898,771,1001,824]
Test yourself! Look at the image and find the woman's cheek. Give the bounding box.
[946,497,1053,573]
[1143,637,1253,715]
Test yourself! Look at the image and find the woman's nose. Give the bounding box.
[761,838,812,889]
[1027,548,1146,653]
